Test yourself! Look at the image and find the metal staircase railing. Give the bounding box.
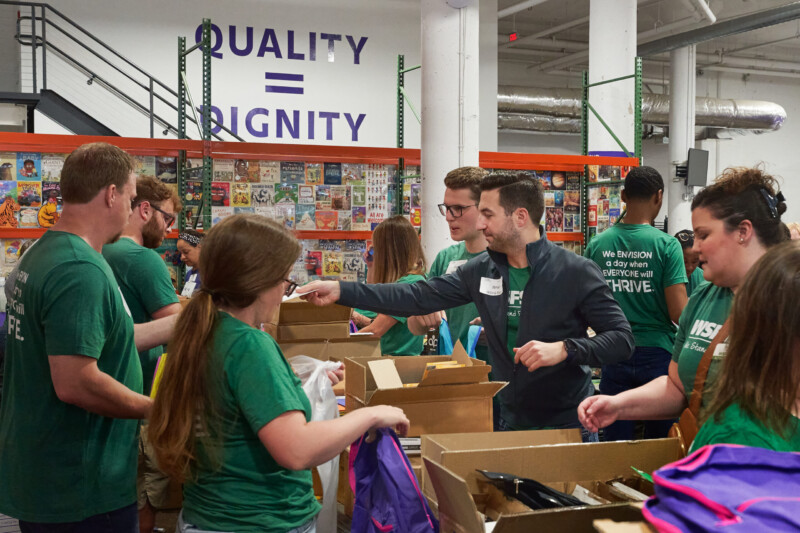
[3,0,242,140]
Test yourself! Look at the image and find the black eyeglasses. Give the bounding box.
[676,230,694,242]
[151,205,176,228]
[437,203,477,218]
[284,279,298,297]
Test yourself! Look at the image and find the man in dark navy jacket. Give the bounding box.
[302,172,633,437]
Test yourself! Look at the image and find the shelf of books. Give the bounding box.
[0,133,637,285]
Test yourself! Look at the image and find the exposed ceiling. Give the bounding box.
[496,0,800,88]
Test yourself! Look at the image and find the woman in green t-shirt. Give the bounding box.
[149,215,409,533]
[692,241,800,452]
[352,216,427,355]
[579,167,790,435]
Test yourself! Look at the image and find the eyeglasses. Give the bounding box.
[438,203,477,218]
[151,205,176,228]
[284,279,298,297]
[676,231,694,242]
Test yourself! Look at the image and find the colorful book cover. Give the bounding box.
[351,184,366,206]
[42,182,62,207]
[563,213,574,232]
[621,166,632,179]
[587,165,599,183]
[250,183,274,207]
[184,180,204,207]
[0,181,18,201]
[133,155,156,179]
[231,183,251,207]
[322,251,343,277]
[280,161,305,185]
[233,159,254,182]
[351,206,368,230]
[210,182,230,207]
[276,204,295,229]
[550,171,566,190]
[330,185,351,211]
[254,206,275,219]
[600,199,609,217]
[336,210,351,231]
[305,163,322,185]
[0,153,17,181]
[304,251,323,278]
[41,153,67,182]
[566,172,582,190]
[323,163,342,185]
[234,207,255,215]
[259,161,281,183]
[213,159,234,181]
[544,191,555,208]
[345,239,366,252]
[315,184,331,209]
[589,187,600,203]
[156,157,177,183]
[609,208,621,224]
[315,210,338,231]
[211,206,234,226]
[572,213,581,232]
[318,240,343,252]
[274,183,298,205]
[184,205,204,230]
[16,153,41,181]
[410,184,421,209]
[545,207,564,233]
[18,207,39,228]
[410,208,422,228]
[342,163,362,184]
[17,181,42,207]
[536,171,552,190]
[295,204,316,229]
[343,252,362,277]
[599,166,620,181]
[588,205,598,226]
[597,216,610,233]
[297,184,315,205]
[564,190,580,211]
[554,190,564,207]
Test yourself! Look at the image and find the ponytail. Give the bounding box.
[149,291,221,483]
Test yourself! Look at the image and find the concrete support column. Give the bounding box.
[587,0,636,155]
[420,0,481,261]
[668,46,696,233]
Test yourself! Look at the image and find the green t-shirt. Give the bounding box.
[505,266,531,360]
[103,237,179,396]
[671,283,734,401]
[183,311,320,532]
[691,403,800,453]
[429,243,488,361]
[585,223,687,353]
[687,266,706,297]
[380,273,426,355]
[0,230,142,522]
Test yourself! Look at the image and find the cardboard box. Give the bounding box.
[344,344,506,437]
[280,335,381,360]
[265,297,352,342]
[422,438,681,532]
[421,429,583,500]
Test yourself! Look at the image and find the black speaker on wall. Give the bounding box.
[686,148,709,187]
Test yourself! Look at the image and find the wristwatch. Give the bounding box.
[563,339,578,365]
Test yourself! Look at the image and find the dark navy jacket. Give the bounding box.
[339,237,634,428]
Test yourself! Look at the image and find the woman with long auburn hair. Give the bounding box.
[352,215,427,355]
[579,167,789,434]
[148,215,409,533]
[691,240,800,451]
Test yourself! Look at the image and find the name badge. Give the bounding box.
[713,343,727,358]
[445,259,468,275]
[479,277,503,296]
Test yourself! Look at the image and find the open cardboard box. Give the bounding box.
[422,438,681,532]
[421,429,583,500]
[280,335,381,361]
[344,342,506,437]
[265,297,353,342]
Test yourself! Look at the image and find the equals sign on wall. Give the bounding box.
[265,72,304,94]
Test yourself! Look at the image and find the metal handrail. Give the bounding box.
[6,0,243,140]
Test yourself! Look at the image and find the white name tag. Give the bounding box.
[445,259,468,275]
[479,277,503,296]
[713,343,728,358]
[181,273,198,298]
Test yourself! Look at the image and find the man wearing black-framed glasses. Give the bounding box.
[102,175,184,532]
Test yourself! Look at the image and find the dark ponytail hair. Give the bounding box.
[691,166,788,248]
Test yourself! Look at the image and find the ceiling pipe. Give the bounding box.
[680,0,716,24]
[639,1,800,56]
[498,0,550,19]
[500,16,589,49]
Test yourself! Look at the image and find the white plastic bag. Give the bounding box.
[289,356,341,533]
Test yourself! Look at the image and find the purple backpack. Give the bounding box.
[643,444,800,532]
[349,428,439,533]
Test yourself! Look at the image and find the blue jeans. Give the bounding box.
[600,346,677,441]
[18,503,137,533]
[177,511,316,533]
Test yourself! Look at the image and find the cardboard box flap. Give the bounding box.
[492,505,646,533]
[424,458,485,533]
[418,365,491,387]
[279,298,352,324]
[368,381,506,405]
[368,359,404,390]
[451,340,474,366]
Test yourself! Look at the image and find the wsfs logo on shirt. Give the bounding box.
[508,290,524,306]
[689,319,722,340]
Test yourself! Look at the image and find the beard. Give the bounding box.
[485,220,522,254]
[142,216,164,249]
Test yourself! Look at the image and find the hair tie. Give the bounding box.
[179,232,202,246]
[759,188,784,219]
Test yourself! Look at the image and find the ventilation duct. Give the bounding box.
[497,86,786,135]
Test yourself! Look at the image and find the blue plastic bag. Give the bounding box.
[437,319,454,356]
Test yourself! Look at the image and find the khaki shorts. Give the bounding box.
[137,424,183,510]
